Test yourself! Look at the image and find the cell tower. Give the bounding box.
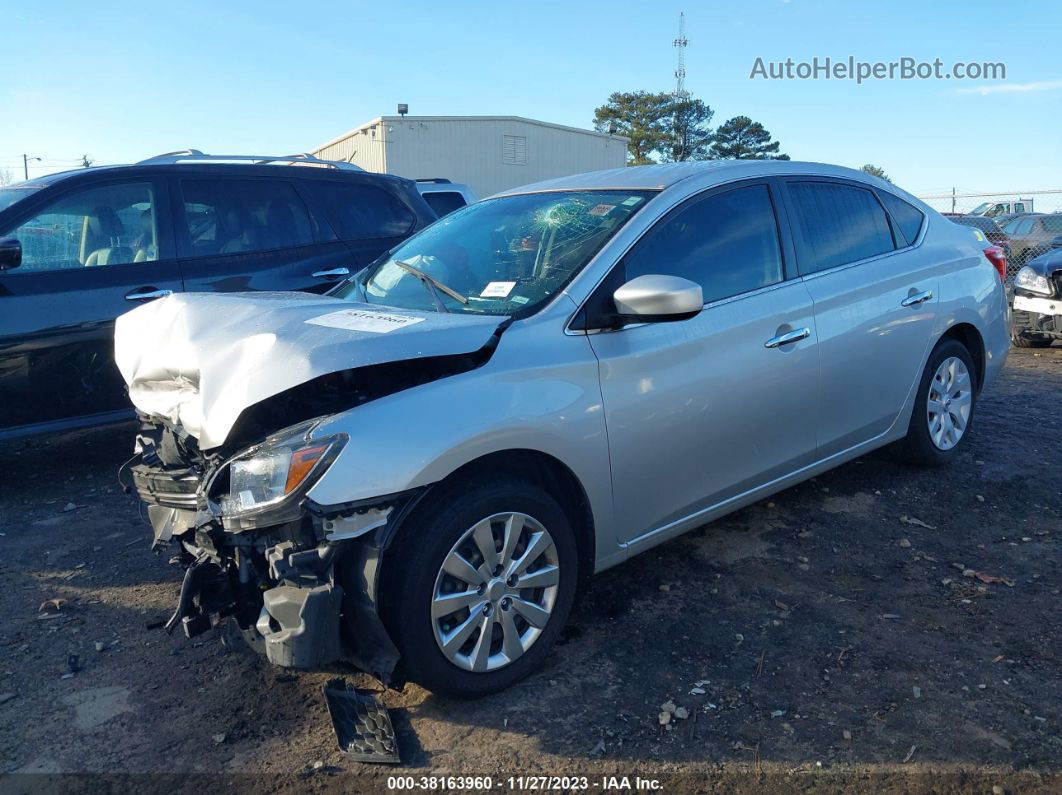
[673,11,689,100]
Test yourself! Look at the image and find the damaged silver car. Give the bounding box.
[118,161,1010,697]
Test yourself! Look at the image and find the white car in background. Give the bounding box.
[416,179,477,218]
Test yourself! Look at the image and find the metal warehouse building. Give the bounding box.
[311,116,629,198]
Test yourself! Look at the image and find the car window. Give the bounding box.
[0,182,157,272]
[878,191,925,245]
[0,185,44,213]
[423,191,468,219]
[178,179,313,257]
[624,184,783,304]
[340,190,654,316]
[1041,216,1062,233]
[1014,203,1026,213]
[789,181,895,273]
[314,181,416,240]
[1010,219,1035,236]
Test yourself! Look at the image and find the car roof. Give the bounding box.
[16,162,413,190]
[492,160,897,197]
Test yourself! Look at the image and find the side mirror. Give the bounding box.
[0,237,21,271]
[612,274,703,323]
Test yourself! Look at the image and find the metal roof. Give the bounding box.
[492,160,892,196]
[314,115,629,152]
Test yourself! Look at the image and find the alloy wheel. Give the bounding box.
[431,512,560,672]
[926,356,972,451]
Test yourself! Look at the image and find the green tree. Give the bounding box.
[661,98,715,162]
[709,116,789,160]
[860,164,891,182]
[593,91,674,165]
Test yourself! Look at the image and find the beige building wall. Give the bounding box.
[313,116,628,197]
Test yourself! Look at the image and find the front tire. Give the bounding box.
[897,338,977,466]
[382,475,578,698]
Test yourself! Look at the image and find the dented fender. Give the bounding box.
[304,309,620,570]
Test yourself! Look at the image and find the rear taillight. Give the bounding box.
[983,246,1006,280]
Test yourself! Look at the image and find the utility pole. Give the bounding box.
[23,154,41,180]
[951,187,956,214]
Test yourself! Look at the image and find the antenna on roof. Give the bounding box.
[673,12,689,100]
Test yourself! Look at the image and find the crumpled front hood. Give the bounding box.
[115,291,502,449]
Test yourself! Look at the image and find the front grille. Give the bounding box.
[131,463,201,509]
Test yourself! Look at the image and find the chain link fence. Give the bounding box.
[917,190,1062,280]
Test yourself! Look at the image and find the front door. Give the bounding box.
[0,177,180,434]
[586,181,820,546]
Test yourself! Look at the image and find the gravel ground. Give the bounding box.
[0,347,1059,794]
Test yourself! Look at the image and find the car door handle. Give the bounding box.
[312,267,350,279]
[764,327,811,348]
[124,288,173,302]
[901,290,933,307]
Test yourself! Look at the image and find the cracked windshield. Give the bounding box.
[338,189,655,315]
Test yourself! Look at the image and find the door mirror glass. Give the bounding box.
[0,237,21,270]
[613,274,703,321]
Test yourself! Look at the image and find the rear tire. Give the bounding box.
[1011,334,1053,349]
[381,475,578,699]
[897,338,977,466]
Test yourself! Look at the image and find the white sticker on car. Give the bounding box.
[588,204,616,217]
[305,309,425,333]
[480,281,516,298]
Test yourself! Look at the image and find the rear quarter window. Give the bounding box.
[878,191,925,245]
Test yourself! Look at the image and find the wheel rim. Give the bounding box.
[926,356,972,451]
[431,512,560,672]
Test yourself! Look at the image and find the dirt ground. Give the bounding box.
[1,347,1059,794]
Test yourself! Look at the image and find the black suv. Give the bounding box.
[0,152,435,440]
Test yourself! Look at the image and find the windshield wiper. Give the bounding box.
[393,259,468,312]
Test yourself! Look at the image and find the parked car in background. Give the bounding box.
[968,199,1034,218]
[950,215,1009,247]
[117,161,1008,698]
[0,151,435,440]
[1010,248,1062,347]
[1001,213,1062,266]
[416,178,477,218]
[991,211,1042,228]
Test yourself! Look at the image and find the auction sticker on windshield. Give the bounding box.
[480,281,516,298]
[305,309,425,333]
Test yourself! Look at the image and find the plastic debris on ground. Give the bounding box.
[323,678,400,764]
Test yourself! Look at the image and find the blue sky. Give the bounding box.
[2,0,1060,195]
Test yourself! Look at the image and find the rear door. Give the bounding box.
[782,178,937,457]
[173,175,351,295]
[0,176,180,433]
[586,180,820,546]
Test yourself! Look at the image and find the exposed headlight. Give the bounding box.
[1014,266,1053,295]
[217,429,346,518]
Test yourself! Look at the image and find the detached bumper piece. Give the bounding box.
[256,581,343,668]
[323,678,400,764]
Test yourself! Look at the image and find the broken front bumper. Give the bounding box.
[1012,294,1062,340]
[131,456,414,683]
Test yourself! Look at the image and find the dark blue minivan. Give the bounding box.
[0,152,436,439]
